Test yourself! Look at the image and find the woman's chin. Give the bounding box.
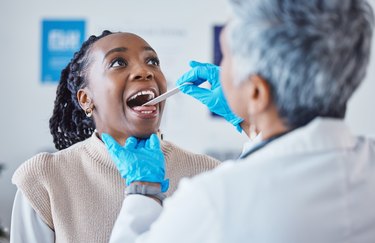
[133,128,159,139]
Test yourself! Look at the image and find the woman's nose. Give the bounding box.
[130,65,154,81]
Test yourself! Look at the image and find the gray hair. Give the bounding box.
[226,0,374,128]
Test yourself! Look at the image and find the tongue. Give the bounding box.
[132,106,156,112]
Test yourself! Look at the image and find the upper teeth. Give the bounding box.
[129,90,155,101]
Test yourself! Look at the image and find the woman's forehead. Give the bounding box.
[92,32,153,53]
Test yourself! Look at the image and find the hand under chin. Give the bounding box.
[132,128,160,140]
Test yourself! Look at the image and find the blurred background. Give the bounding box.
[0,0,374,232]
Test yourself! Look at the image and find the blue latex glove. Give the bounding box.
[101,133,169,193]
[176,60,243,132]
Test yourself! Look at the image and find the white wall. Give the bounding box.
[0,0,374,229]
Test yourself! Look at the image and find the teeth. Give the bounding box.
[129,90,155,101]
[141,111,153,114]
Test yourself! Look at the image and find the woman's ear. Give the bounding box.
[77,88,93,110]
[247,75,272,116]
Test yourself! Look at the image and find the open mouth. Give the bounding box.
[127,89,157,115]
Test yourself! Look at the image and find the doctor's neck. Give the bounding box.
[249,106,289,141]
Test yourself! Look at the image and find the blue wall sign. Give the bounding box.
[41,20,85,83]
[211,25,224,118]
[213,25,224,66]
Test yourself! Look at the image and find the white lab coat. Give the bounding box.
[10,190,54,243]
[110,118,375,243]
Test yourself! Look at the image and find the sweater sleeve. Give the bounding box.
[12,153,54,229]
[10,189,55,243]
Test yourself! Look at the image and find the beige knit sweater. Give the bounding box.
[12,133,219,243]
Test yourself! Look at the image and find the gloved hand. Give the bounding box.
[176,60,243,132]
[101,133,169,193]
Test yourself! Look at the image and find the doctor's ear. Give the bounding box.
[246,75,272,115]
[77,88,95,118]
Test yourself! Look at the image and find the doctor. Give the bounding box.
[102,0,375,242]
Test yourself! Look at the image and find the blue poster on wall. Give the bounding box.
[213,25,224,66]
[41,20,85,83]
[211,25,224,118]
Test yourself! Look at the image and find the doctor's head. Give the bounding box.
[49,31,167,150]
[220,0,374,136]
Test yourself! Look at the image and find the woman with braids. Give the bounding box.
[10,30,220,243]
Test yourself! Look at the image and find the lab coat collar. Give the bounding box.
[242,117,356,161]
[239,131,290,159]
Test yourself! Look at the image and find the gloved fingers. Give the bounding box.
[101,133,122,152]
[145,135,151,149]
[189,60,206,68]
[189,60,220,86]
[125,136,138,149]
[147,133,161,149]
[189,60,218,68]
[137,139,146,149]
[176,68,206,86]
[161,179,170,193]
[179,84,212,101]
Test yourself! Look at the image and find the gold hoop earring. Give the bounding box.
[84,104,94,118]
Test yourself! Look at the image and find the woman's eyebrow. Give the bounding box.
[144,46,156,54]
[103,46,156,62]
[103,47,128,61]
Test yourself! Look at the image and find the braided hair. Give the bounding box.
[49,30,114,150]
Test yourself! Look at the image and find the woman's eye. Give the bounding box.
[110,58,127,68]
[147,57,160,66]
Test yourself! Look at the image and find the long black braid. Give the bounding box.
[49,30,113,150]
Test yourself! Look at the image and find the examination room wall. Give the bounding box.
[0,0,374,230]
